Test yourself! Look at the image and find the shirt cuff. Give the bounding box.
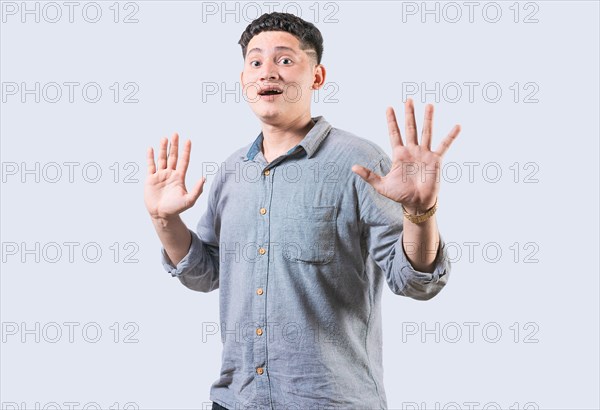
[160,229,205,277]
[395,230,449,283]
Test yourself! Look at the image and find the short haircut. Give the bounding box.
[238,12,324,65]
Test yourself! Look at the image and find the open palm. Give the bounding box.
[144,133,205,220]
[352,99,460,214]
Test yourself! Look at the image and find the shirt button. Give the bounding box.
[256,288,264,295]
[260,208,267,215]
[256,328,263,336]
[264,169,270,176]
[258,247,266,255]
[256,367,264,375]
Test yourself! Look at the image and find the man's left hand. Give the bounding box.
[352,98,461,214]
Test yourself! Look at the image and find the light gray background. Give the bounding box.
[1,1,599,409]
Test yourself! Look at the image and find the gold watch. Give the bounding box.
[402,197,438,224]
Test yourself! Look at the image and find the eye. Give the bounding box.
[250,60,261,67]
[280,58,293,65]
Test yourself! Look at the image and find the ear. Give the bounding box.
[240,70,244,86]
[312,64,326,90]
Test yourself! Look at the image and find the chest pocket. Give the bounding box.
[283,204,337,264]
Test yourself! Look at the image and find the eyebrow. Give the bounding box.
[247,46,299,56]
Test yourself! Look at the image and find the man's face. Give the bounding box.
[240,31,325,126]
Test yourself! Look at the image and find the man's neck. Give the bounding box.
[261,114,315,163]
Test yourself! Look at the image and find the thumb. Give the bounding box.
[187,176,206,204]
[352,164,381,189]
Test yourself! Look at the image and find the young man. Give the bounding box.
[144,12,460,410]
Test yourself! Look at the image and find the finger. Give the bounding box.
[351,164,382,191]
[179,139,192,177]
[146,147,156,175]
[434,124,461,157]
[405,98,418,146]
[167,132,179,170]
[421,104,434,151]
[386,107,404,149]
[187,176,207,204]
[157,137,168,170]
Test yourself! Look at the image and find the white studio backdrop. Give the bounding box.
[1,1,599,409]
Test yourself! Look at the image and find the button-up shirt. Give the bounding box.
[161,115,451,409]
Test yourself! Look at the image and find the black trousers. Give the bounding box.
[212,402,229,410]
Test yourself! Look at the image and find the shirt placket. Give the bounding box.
[252,161,275,408]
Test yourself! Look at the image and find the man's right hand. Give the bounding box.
[144,132,206,221]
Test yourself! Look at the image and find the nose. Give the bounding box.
[260,59,279,82]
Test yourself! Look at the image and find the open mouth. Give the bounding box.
[258,87,284,96]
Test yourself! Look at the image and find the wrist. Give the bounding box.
[151,214,182,229]
[403,199,436,215]
[402,197,438,224]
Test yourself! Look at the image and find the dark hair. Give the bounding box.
[238,12,324,65]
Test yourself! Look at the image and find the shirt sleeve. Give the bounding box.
[357,154,451,301]
[159,176,220,293]
[160,228,219,293]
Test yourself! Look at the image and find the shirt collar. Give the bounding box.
[244,116,332,161]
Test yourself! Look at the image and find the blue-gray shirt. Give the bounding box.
[161,115,451,409]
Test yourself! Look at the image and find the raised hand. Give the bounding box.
[144,133,206,220]
[352,98,461,214]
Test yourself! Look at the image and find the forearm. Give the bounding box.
[402,213,440,273]
[151,215,192,266]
